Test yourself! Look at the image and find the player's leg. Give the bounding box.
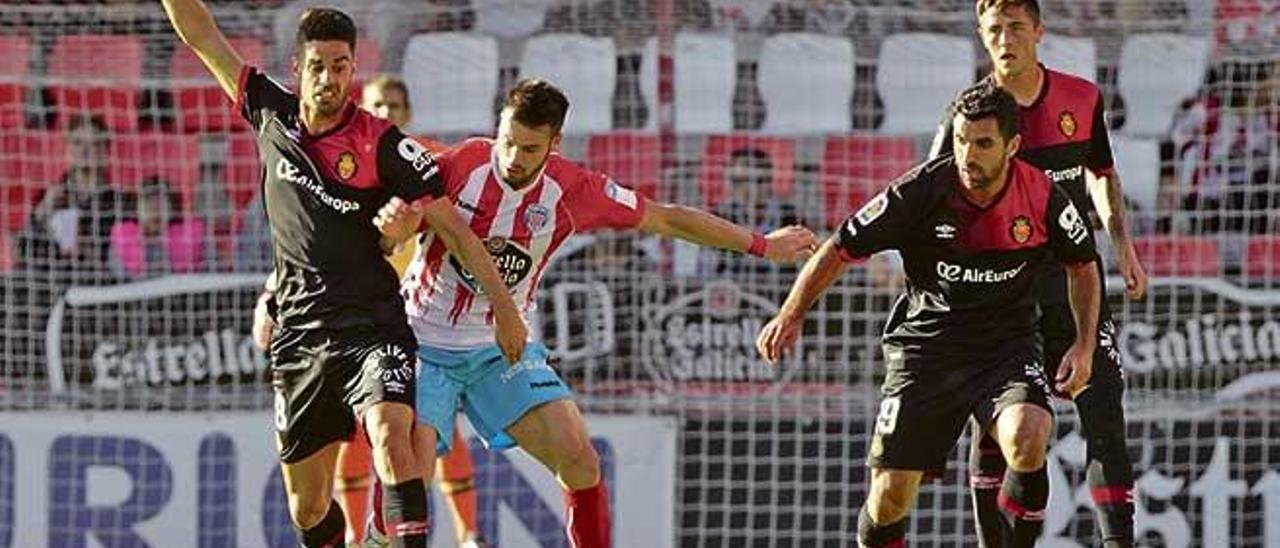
[348,332,435,548]
[272,328,357,547]
[1074,319,1135,548]
[437,419,483,546]
[858,467,923,548]
[966,419,1009,548]
[334,424,373,544]
[506,399,609,548]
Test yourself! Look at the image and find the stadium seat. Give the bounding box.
[1040,34,1097,82]
[401,32,499,135]
[1244,235,1280,280]
[0,130,68,232]
[1133,235,1221,277]
[698,134,796,209]
[1109,136,1161,214]
[641,33,737,133]
[355,36,384,81]
[0,35,32,129]
[224,131,263,211]
[1117,33,1210,137]
[758,33,855,135]
[585,132,661,200]
[107,133,202,210]
[519,33,618,134]
[48,35,144,132]
[170,37,267,133]
[818,135,916,229]
[876,33,975,134]
[474,0,549,39]
[0,229,12,274]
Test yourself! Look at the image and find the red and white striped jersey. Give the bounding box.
[403,138,647,348]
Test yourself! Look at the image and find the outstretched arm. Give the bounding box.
[636,200,818,263]
[756,237,849,364]
[161,0,245,99]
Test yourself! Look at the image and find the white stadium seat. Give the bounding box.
[877,32,975,134]
[519,33,618,134]
[1117,33,1210,137]
[1109,136,1162,214]
[473,0,549,40]
[401,32,499,135]
[1040,34,1097,82]
[641,33,737,133]
[758,32,855,135]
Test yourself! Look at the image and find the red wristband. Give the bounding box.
[747,232,767,257]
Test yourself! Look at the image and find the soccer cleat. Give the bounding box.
[361,513,390,548]
[460,538,491,548]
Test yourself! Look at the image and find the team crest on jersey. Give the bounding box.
[524,203,550,232]
[336,151,357,180]
[1058,111,1077,138]
[1011,215,1033,244]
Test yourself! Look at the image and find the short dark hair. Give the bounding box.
[502,78,570,132]
[67,112,108,137]
[952,81,1020,141]
[296,8,357,60]
[366,74,411,110]
[975,0,1041,23]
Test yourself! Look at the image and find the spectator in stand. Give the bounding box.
[696,146,802,276]
[107,177,208,280]
[16,113,127,281]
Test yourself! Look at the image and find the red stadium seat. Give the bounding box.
[225,131,262,210]
[819,135,916,229]
[1245,235,1280,279]
[698,134,796,209]
[356,37,383,81]
[1133,235,1221,277]
[586,132,661,200]
[170,37,267,133]
[48,35,144,131]
[107,132,202,210]
[0,36,32,129]
[0,130,68,232]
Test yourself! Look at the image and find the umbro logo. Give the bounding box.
[935,223,956,240]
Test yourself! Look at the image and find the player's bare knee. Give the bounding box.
[289,495,332,530]
[365,404,418,480]
[558,438,601,489]
[867,470,918,524]
[1001,407,1052,471]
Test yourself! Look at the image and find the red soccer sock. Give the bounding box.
[564,481,612,548]
[371,477,385,536]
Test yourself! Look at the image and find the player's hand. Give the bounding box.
[374,197,424,244]
[492,307,528,365]
[1056,341,1094,398]
[1116,241,1148,300]
[756,312,803,365]
[764,226,819,263]
[252,293,275,351]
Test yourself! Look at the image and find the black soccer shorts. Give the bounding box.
[866,351,1054,477]
[270,324,418,463]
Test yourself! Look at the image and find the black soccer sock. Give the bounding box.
[969,431,1009,548]
[382,479,430,548]
[1077,384,1136,548]
[300,500,346,548]
[997,467,1048,548]
[856,505,906,548]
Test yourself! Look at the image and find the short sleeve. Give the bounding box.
[1046,185,1099,264]
[376,127,446,203]
[233,66,295,132]
[1086,90,1116,176]
[836,184,915,261]
[571,168,646,232]
[926,104,956,160]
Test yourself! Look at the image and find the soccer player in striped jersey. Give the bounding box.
[929,2,1146,546]
[368,78,819,548]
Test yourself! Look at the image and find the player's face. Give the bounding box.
[978,5,1044,78]
[496,110,560,187]
[952,114,1020,191]
[295,41,355,118]
[362,85,410,129]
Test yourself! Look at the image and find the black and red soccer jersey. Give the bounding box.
[929,66,1115,227]
[235,66,445,331]
[836,155,1098,360]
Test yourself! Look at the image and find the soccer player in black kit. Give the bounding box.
[758,82,1102,548]
[160,2,527,547]
[929,2,1147,546]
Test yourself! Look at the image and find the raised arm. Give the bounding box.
[161,0,245,100]
[636,200,818,263]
